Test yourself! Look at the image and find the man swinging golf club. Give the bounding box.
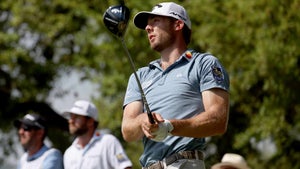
[104,2,230,169]
[103,2,229,169]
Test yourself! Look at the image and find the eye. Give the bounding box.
[149,16,160,22]
[153,17,160,22]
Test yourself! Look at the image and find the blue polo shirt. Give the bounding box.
[123,49,230,167]
[17,144,64,169]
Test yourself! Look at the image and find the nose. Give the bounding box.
[68,118,74,124]
[145,24,152,34]
[18,127,25,134]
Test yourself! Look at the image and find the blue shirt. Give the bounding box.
[18,144,64,169]
[123,49,230,167]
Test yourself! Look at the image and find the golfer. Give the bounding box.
[122,2,230,169]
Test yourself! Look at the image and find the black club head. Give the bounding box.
[103,4,130,38]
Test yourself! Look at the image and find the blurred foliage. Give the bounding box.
[0,0,299,168]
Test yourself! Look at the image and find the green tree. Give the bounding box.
[187,0,300,168]
[0,0,120,165]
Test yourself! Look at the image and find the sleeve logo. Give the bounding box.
[211,65,224,82]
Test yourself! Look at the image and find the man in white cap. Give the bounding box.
[63,100,132,169]
[122,1,230,169]
[211,153,251,169]
[14,113,64,169]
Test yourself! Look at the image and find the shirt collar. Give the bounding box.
[148,49,194,69]
[73,130,102,150]
[27,144,49,161]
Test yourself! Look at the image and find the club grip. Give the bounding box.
[147,112,155,124]
[144,101,155,124]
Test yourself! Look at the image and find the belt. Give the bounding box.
[143,150,204,169]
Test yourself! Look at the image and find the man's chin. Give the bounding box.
[71,129,88,136]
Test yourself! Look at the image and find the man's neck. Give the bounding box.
[27,143,43,157]
[76,129,95,148]
[160,46,187,70]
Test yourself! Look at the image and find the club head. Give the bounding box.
[103,4,130,38]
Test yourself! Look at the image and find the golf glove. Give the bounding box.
[151,119,174,142]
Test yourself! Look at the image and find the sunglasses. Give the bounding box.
[19,124,36,131]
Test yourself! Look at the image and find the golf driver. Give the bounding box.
[103,4,155,124]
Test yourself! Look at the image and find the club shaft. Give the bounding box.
[121,38,155,124]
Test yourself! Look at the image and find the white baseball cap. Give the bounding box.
[64,100,99,122]
[134,2,191,30]
[211,153,251,169]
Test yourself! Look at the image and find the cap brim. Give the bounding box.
[63,107,85,117]
[134,11,177,29]
[63,107,99,122]
[13,119,36,128]
[62,111,74,120]
[133,11,152,29]
[211,162,249,169]
[134,11,191,30]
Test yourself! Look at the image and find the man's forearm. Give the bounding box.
[122,112,145,142]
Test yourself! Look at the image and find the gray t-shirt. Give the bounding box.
[123,49,230,167]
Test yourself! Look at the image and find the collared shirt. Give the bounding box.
[18,144,64,169]
[63,131,132,169]
[123,49,230,167]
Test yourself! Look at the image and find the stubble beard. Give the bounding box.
[151,31,175,52]
[69,125,89,136]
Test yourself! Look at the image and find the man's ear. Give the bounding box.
[87,118,95,127]
[174,20,184,31]
[36,129,45,140]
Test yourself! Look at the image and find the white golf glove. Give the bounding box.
[151,119,174,142]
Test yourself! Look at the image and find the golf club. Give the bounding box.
[103,4,155,124]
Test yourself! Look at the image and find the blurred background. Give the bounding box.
[0,0,299,168]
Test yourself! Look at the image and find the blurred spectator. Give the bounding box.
[211,153,251,169]
[14,113,64,169]
[63,100,132,169]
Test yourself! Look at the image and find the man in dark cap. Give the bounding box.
[14,113,64,169]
